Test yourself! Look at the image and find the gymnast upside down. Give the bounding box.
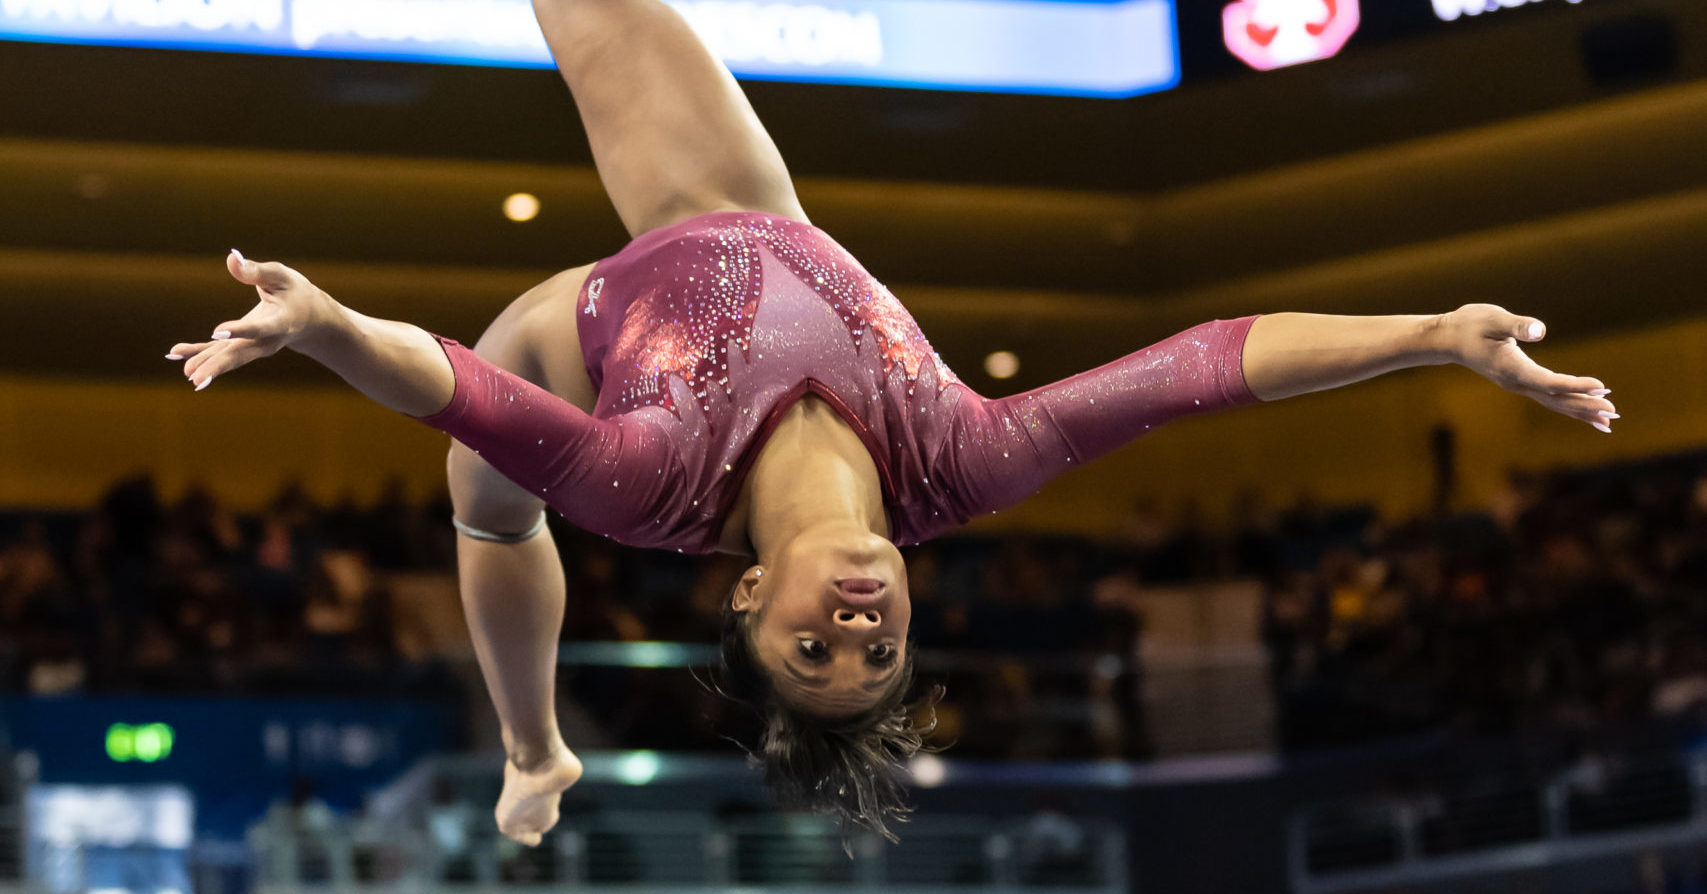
[168,0,1618,848]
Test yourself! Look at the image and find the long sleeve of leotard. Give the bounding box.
[417,337,689,546]
[935,317,1260,524]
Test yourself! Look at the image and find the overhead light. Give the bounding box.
[503,192,540,222]
[984,350,1019,380]
[75,173,110,200]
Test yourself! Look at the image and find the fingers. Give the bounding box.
[166,341,214,361]
[165,250,301,388]
[225,248,297,294]
[165,331,270,390]
[1488,307,1544,343]
[181,343,222,381]
[1461,303,1547,343]
[1492,345,1605,397]
[165,341,221,386]
[1459,305,1618,433]
[1547,390,1617,420]
[177,338,271,390]
[1532,370,1606,397]
[180,342,228,389]
[1456,303,1533,340]
[212,299,295,343]
[210,318,270,341]
[194,340,265,385]
[1512,315,1546,343]
[1525,387,1619,433]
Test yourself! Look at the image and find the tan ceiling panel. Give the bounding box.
[3,78,1707,389]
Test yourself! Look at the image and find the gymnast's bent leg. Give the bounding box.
[531,0,808,234]
[449,270,598,847]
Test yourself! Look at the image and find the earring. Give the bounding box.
[754,568,764,578]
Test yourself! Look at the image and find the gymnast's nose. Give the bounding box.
[834,608,881,629]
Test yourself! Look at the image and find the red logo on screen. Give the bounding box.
[1223,0,1360,71]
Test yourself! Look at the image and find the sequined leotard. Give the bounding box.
[421,211,1258,553]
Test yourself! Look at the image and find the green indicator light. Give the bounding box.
[105,724,134,762]
[106,723,175,763]
[134,725,162,762]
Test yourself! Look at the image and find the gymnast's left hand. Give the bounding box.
[167,250,331,391]
[1440,303,1618,433]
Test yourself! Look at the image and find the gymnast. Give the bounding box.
[168,0,1617,848]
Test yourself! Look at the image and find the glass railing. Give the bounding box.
[247,807,1128,891]
[1289,751,1707,894]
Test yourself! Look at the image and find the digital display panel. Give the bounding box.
[26,785,194,894]
[0,0,1181,98]
[1173,0,1622,83]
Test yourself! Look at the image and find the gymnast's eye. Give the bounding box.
[867,643,897,666]
[797,639,828,660]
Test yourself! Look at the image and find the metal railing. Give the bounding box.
[0,796,1132,894]
[249,810,1127,892]
[0,780,1112,893]
[1289,752,1707,893]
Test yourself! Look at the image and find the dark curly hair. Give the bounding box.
[710,599,941,844]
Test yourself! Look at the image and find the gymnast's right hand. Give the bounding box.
[167,250,330,391]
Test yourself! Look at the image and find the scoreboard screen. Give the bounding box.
[0,0,1182,98]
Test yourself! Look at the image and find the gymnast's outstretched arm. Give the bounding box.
[941,306,1617,519]
[170,251,454,413]
[1239,308,1611,414]
[171,252,677,531]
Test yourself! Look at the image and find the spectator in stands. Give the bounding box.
[0,518,70,628]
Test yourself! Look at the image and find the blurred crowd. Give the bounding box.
[4,447,1707,766]
[0,471,1157,759]
[1265,453,1707,752]
[0,474,459,696]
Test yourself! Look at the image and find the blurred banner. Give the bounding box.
[0,0,1181,98]
[0,696,450,837]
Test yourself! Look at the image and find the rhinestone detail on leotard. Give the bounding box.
[597,215,955,414]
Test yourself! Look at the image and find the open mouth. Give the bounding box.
[835,578,886,605]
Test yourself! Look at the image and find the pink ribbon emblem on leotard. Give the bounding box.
[585,277,604,317]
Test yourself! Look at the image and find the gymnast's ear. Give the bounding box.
[731,565,766,612]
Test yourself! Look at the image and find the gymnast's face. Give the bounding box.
[734,524,912,718]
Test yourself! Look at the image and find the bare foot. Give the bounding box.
[495,741,583,846]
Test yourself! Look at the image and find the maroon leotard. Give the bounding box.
[421,211,1258,553]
